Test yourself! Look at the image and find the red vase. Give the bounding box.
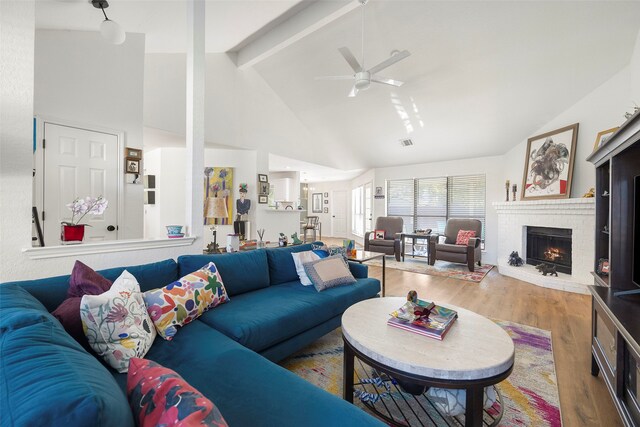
[61,224,85,243]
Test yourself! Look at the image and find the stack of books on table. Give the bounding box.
[387,300,458,340]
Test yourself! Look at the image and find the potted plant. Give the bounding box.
[61,196,108,243]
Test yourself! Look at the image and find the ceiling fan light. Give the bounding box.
[100,19,126,45]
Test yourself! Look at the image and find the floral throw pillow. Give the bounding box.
[143,262,229,340]
[127,358,228,427]
[80,270,156,373]
[455,230,476,245]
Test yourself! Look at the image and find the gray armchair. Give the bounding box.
[429,219,482,271]
[364,217,403,262]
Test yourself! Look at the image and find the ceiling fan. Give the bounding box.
[316,0,410,98]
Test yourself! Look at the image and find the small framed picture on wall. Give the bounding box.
[258,195,268,204]
[323,192,328,197]
[258,174,268,183]
[323,207,328,213]
[126,147,142,159]
[126,159,140,174]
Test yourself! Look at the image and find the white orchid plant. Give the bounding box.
[63,196,108,226]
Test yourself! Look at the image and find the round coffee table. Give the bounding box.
[342,297,515,427]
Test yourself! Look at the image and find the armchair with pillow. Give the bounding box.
[364,216,403,262]
[428,219,482,272]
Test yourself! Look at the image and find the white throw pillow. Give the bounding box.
[291,250,321,286]
[80,270,156,373]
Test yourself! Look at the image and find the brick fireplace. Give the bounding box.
[493,198,595,294]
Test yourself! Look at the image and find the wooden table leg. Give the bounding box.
[465,385,484,427]
[343,341,355,403]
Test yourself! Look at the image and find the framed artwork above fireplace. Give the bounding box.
[521,123,578,200]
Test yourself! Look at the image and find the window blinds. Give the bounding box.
[387,174,486,243]
[448,175,486,240]
[387,179,414,233]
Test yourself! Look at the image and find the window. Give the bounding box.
[387,174,486,247]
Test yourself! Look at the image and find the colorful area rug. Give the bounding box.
[365,257,495,283]
[281,321,561,426]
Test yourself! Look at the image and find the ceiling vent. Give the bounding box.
[399,138,413,147]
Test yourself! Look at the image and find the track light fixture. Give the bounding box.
[91,0,126,45]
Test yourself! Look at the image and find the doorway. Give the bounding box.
[38,122,120,245]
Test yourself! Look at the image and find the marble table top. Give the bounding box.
[342,297,515,381]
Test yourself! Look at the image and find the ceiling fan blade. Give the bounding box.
[348,86,359,98]
[338,47,363,73]
[371,75,404,87]
[368,50,410,75]
[315,75,354,81]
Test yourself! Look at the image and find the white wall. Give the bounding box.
[631,29,640,103]
[503,66,633,197]
[144,53,354,170]
[34,29,146,239]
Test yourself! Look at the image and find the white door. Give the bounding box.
[331,190,348,238]
[43,123,119,244]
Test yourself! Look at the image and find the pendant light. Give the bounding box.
[91,0,125,45]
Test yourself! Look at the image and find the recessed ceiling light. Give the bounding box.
[286,166,291,169]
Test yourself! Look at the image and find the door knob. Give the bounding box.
[107,225,116,231]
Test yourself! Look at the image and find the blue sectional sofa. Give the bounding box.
[0,243,384,427]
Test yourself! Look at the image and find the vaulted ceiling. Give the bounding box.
[36,0,640,171]
[252,1,640,168]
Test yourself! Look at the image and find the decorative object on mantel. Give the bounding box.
[624,104,639,120]
[505,180,510,202]
[508,251,523,267]
[278,233,288,247]
[521,123,578,200]
[582,188,595,198]
[592,127,618,152]
[291,232,303,245]
[511,184,517,202]
[61,196,108,244]
[257,228,266,248]
[535,263,558,277]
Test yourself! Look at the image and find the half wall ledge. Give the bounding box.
[23,236,197,260]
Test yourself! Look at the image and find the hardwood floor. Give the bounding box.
[328,239,621,426]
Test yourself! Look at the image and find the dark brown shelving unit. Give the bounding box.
[587,110,640,427]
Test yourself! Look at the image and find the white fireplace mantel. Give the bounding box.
[492,198,595,294]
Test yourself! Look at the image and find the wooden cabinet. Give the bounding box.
[588,110,640,427]
[590,287,640,427]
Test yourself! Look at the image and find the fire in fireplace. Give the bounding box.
[526,226,572,274]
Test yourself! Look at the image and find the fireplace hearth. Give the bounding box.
[526,226,572,274]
